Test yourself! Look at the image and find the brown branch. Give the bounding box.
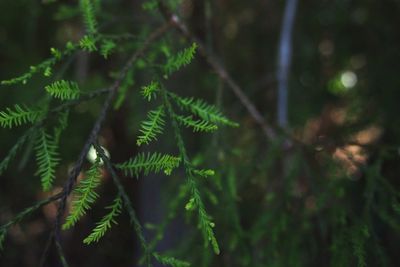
[157,1,277,140]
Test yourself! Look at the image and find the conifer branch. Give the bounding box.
[115,152,181,177]
[141,81,159,101]
[1,42,77,85]
[62,159,102,230]
[83,195,122,244]
[175,115,218,132]
[161,86,220,255]
[168,91,237,127]
[0,104,42,128]
[35,128,61,191]
[80,0,98,35]
[137,105,166,146]
[53,22,172,262]
[93,143,152,267]
[45,80,81,100]
[164,43,197,76]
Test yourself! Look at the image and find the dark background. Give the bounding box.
[1,0,400,266]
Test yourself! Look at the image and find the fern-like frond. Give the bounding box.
[45,80,80,100]
[115,153,181,178]
[153,252,190,267]
[164,43,197,76]
[137,105,165,146]
[80,0,97,35]
[141,81,159,101]
[0,104,42,128]
[175,115,218,132]
[168,93,238,127]
[83,195,122,244]
[63,159,102,230]
[34,129,60,191]
[100,39,116,59]
[79,35,97,52]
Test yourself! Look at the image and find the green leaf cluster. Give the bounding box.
[164,43,197,76]
[79,0,98,35]
[115,152,181,177]
[0,105,42,128]
[169,92,238,127]
[83,196,122,244]
[63,159,102,230]
[34,129,60,191]
[137,105,165,146]
[45,80,80,100]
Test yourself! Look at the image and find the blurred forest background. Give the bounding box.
[1,0,400,266]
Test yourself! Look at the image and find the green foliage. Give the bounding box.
[0,104,42,128]
[45,80,80,100]
[63,159,102,230]
[1,42,77,85]
[161,87,220,255]
[34,129,60,191]
[79,0,98,35]
[164,43,197,76]
[175,115,218,132]
[153,252,190,267]
[137,105,165,146]
[83,196,122,244]
[100,39,116,59]
[80,35,97,52]
[115,152,181,177]
[0,230,5,251]
[169,92,238,127]
[141,81,159,101]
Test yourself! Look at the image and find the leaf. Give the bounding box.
[80,0,98,35]
[115,152,181,178]
[79,35,97,52]
[0,104,42,128]
[137,105,165,146]
[169,93,238,127]
[34,129,60,191]
[63,159,102,230]
[83,196,122,244]
[164,43,197,76]
[175,115,218,132]
[45,80,80,100]
[141,81,159,101]
[100,39,116,59]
